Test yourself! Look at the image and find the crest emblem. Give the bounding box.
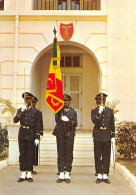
[60,23,74,41]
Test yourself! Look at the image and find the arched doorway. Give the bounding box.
[30,42,100,130]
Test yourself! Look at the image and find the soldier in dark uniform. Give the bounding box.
[31,95,44,175]
[14,92,41,183]
[91,93,115,184]
[53,94,77,183]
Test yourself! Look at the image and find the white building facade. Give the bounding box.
[0,0,136,130]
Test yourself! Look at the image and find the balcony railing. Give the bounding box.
[33,0,100,10]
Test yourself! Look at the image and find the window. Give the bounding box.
[0,0,4,10]
[73,56,80,67]
[33,0,100,10]
[83,0,100,10]
[58,0,67,10]
[65,57,72,67]
[71,0,80,10]
[33,0,55,10]
[60,54,82,68]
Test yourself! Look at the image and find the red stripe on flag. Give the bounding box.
[46,96,63,112]
[46,73,55,91]
[51,78,64,100]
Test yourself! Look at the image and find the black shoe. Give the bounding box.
[96,178,102,184]
[65,179,71,184]
[103,179,110,184]
[32,171,37,175]
[27,178,33,182]
[17,178,25,182]
[56,178,64,183]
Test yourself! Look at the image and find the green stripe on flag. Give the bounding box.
[53,38,57,66]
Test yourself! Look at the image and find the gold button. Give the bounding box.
[103,124,104,125]
[103,119,104,121]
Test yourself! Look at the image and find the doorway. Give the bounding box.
[62,73,82,129]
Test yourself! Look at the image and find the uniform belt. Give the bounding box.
[21,125,30,129]
[100,127,109,130]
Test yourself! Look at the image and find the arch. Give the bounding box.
[30,41,102,91]
[30,41,101,130]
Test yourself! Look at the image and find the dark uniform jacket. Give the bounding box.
[91,106,115,142]
[53,107,77,138]
[37,110,43,136]
[14,107,41,141]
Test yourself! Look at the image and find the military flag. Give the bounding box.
[46,29,64,114]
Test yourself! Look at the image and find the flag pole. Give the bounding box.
[53,26,57,37]
[101,93,103,106]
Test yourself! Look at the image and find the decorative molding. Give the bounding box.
[99,61,108,64]
[19,33,49,45]
[84,33,91,45]
[94,47,107,54]
[0,46,14,48]
[18,60,32,64]
[0,60,14,63]
[101,75,108,77]
[18,46,39,53]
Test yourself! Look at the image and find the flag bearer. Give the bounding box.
[53,94,77,183]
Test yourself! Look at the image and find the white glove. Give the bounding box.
[111,138,115,143]
[61,116,69,122]
[99,106,104,114]
[21,105,27,112]
[35,139,39,146]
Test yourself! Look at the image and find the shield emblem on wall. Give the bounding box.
[60,23,74,41]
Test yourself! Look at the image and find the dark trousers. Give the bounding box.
[94,141,111,174]
[33,144,38,166]
[19,139,34,171]
[56,133,75,172]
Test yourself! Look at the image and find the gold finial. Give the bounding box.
[53,27,57,37]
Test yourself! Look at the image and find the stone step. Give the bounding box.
[41,137,93,143]
[42,130,93,137]
[39,157,94,166]
[40,150,94,158]
[41,138,93,144]
[39,130,94,166]
[42,135,93,139]
[40,142,93,148]
[40,145,93,151]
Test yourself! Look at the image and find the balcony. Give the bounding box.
[33,0,101,10]
[0,0,107,20]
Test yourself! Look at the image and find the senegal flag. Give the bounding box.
[46,37,64,114]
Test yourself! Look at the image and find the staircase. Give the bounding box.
[40,130,94,166]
